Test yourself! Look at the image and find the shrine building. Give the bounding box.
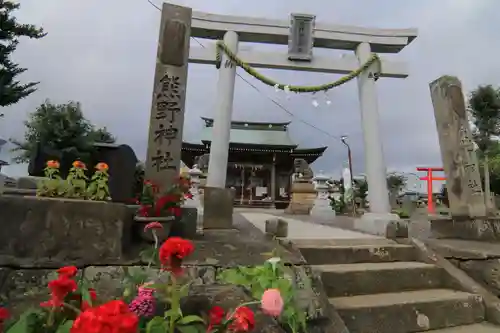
[181,117,327,208]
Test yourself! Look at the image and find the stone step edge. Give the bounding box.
[313,261,438,273]
[424,322,500,332]
[330,289,481,309]
[296,243,414,250]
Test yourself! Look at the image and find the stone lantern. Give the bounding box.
[311,171,335,218]
[187,165,203,213]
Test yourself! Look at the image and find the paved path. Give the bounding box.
[240,212,384,240]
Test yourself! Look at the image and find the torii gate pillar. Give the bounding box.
[417,167,446,214]
[356,42,391,215]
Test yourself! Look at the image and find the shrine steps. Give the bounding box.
[293,238,500,333]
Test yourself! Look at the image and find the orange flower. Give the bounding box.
[72,160,86,169]
[95,162,109,171]
[46,160,60,169]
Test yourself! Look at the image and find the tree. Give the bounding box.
[468,85,500,211]
[0,1,47,109]
[11,100,116,163]
[353,177,368,207]
[386,172,407,208]
[386,172,407,193]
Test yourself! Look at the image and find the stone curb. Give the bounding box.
[405,238,500,326]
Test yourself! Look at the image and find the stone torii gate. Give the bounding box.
[189,11,417,218]
[146,3,417,229]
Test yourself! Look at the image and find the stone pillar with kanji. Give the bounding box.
[145,4,192,192]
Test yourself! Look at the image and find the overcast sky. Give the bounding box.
[1,0,499,192]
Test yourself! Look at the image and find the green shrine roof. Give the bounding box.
[198,117,297,147]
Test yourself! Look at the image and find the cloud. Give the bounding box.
[1,0,499,184]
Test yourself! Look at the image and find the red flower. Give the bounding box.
[207,306,225,332]
[0,307,9,333]
[154,195,179,216]
[144,221,163,233]
[41,275,78,308]
[128,197,140,204]
[158,237,194,276]
[138,205,152,217]
[89,288,97,301]
[71,300,138,333]
[79,288,98,310]
[143,180,159,194]
[57,266,78,278]
[229,307,255,332]
[168,206,182,217]
[184,192,193,200]
[0,308,9,321]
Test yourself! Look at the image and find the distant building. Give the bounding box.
[181,117,327,208]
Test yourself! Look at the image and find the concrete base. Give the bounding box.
[353,212,401,237]
[203,187,234,229]
[431,216,500,242]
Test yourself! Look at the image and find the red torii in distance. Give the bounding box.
[416,167,446,214]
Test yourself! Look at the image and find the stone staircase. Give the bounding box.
[293,238,500,333]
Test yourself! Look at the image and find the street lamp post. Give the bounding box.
[341,136,356,215]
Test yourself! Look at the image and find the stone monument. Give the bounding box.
[285,159,316,215]
[430,75,486,218]
[144,3,191,193]
[428,75,500,241]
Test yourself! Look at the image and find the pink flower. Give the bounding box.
[128,285,156,318]
[261,289,284,317]
[144,221,163,233]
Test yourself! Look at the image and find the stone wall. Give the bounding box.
[0,263,342,332]
[0,207,344,333]
[427,239,500,298]
[0,195,132,266]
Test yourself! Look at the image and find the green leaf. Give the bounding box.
[143,283,164,290]
[164,308,182,321]
[80,287,93,307]
[176,315,205,325]
[179,282,191,298]
[6,310,41,333]
[146,316,167,333]
[176,324,204,333]
[55,320,74,333]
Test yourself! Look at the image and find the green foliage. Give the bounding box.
[0,1,46,109]
[86,166,110,201]
[37,164,64,197]
[392,208,410,218]
[386,173,407,193]
[468,85,500,152]
[5,274,95,333]
[10,101,116,163]
[218,258,308,333]
[65,163,88,199]
[36,160,110,201]
[353,178,368,203]
[4,309,45,333]
[468,85,500,197]
[329,195,347,214]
